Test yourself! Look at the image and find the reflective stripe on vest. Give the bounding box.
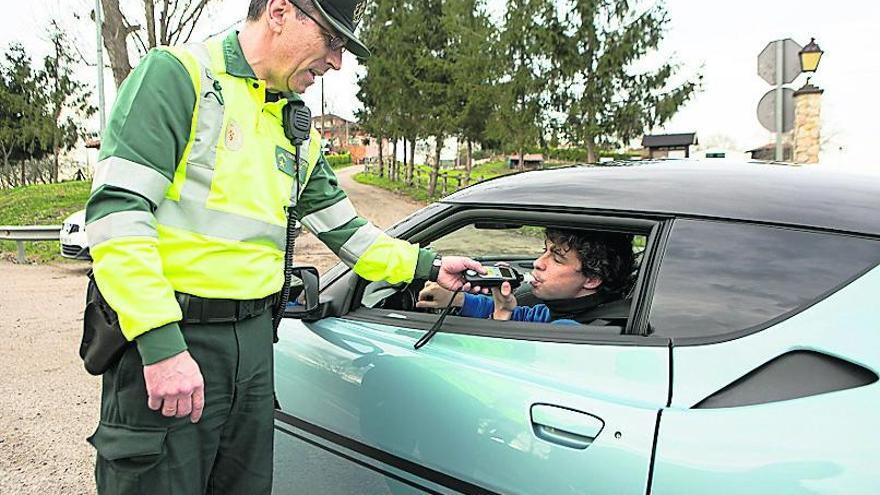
[153,43,314,252]
[91,156,172,207]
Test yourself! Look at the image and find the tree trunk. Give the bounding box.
[391,139,398,182]
[53,149,60,183]
[101,0,135,87]
[518,147,525,172]
[464,139,472,187]
[402,138,409,185]
[585,137,597,164]
[145,0,157,48]
[428,135,442,197]
[407,136,415,186]
[20,161,26,186]
[376,136,384,177]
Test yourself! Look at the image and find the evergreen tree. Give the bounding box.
[0,44,51,187]
[443,0,496,185]
[547,0,700,162]
[486,0,552,171]
[356,0,421,183]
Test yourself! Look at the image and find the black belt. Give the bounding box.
[175,292,280,324]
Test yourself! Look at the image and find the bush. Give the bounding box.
[325,153,352,169]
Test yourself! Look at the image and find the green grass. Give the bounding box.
[0,180,91,263]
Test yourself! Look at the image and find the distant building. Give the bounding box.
[312,113,363,152]
[508,154,544,169]
[747,143,793,161]
[641,133,698,159]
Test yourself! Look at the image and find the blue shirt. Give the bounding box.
[459,294,580,325]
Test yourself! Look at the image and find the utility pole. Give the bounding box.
[320,77,325,150]
[95,0,106,132]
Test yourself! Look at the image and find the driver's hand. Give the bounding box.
[416,282,465,309]
[491,281,517,320]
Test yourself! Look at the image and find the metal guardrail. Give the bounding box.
[0,225,62,263]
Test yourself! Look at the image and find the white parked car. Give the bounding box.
[60,209,90,260]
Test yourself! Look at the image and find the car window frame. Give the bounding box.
[337,206,672,347]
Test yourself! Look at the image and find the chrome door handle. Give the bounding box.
[530,404,604,449]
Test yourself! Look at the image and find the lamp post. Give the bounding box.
[799,38,824,74]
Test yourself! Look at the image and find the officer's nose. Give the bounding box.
[326,48,342,71]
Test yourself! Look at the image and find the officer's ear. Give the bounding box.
[266,0,290,33]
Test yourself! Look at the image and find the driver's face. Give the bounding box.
[530,240,596,300]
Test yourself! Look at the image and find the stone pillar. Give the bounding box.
[792,82,824,164]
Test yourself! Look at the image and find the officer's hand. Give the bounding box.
[143,350,205,423]
[416,282,465,309]
[436,256,488,294]
[491,281,517,320]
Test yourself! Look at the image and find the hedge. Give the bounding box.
[325,153,352,168]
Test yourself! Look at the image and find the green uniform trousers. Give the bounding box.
[88,311,275,494]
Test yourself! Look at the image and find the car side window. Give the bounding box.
[648,219,880,339]
[357,220,649,334]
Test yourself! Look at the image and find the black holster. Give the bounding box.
[80,270,131,375]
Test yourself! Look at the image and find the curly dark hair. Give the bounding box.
[544,228,635,292]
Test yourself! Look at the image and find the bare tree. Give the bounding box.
[99,0,218,87]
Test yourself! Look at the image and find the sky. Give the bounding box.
[1,0,878,170]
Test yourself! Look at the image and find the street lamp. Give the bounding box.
[799,38,823,73]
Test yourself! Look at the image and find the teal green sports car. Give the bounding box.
[272,161,880,494]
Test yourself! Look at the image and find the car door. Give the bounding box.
[647,219,880,493]
[272,210,671,495]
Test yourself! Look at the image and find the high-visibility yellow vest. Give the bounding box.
[153,41,321,300]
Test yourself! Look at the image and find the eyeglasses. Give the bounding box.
[290,1,348,52]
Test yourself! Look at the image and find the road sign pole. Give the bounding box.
[775,41,784,161]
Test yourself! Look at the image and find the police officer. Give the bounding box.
[84,0,482,492]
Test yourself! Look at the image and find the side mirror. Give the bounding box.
[283,266,322,320]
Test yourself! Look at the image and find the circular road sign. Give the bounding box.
[757,88,795,133]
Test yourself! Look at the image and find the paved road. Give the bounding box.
[0,165,425,494]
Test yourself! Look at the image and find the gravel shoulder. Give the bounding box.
[0,165,424,494]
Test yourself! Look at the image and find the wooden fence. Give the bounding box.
[362,160,486,196]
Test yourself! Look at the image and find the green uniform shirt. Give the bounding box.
[88,32,435,364]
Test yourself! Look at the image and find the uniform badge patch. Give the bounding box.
[275,146,309,182]
[225,120,243,151]
[276,146,295,177]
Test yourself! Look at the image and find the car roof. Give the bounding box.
[443,160,880,236]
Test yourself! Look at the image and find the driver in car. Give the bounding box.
[417,228,634,324]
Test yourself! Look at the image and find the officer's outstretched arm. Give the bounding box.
[296,157,437,284]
